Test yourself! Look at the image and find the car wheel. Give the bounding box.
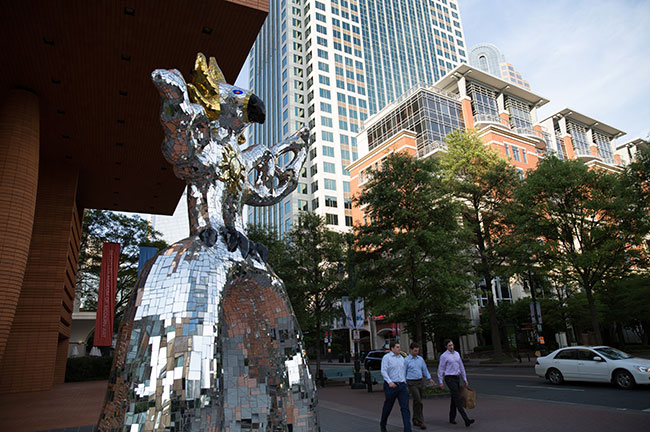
[547,368,564,385]
[614,370,635,389]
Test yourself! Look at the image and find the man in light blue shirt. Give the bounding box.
[380,340,411,432]
[405,342,435,429]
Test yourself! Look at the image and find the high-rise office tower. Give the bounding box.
[247,0,467,234]
[469,43,530,89]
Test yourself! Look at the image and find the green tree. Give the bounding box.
[440,129,520,356]
[601,275,650,346]
[283,212,346,374]
[246,223,292,281]
[508,156,649,345]
[76,210,168,321]
[353,152,473,346]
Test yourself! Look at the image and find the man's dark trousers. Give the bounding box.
[444,375,470,424]
[380,382,411,432]
[407,378,424,425]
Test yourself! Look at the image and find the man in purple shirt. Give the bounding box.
[438,339,475,427]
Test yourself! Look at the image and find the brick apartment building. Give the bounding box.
[348,63,626,354]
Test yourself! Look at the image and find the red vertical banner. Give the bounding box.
[94,242,120,346]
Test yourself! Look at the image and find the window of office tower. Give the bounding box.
[505,96,533,134]
[467,82,499,122]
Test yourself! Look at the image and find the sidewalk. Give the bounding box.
[1,379,648,431]
[318,382,650,432]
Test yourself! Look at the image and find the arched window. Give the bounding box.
[478,54,488,72]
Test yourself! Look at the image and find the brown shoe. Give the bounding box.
[418,423,427,429]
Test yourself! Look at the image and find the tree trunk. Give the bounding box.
[484,275,503,357]
[315,321,322,378]
[642,323,649,346]
[315,298,322,377]
[415,310,423,347]
[583,283,603,345]
[616,322,625,346]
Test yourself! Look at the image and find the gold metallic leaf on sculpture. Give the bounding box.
[187,53,225,121]
[218,144,245,194]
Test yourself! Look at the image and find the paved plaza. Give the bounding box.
[0,376,648,432]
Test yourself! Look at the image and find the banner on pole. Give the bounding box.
[138,246,158,276]
[341,296,354,329]
[94,242,120,346]
[391,323,397,336]
[354,298,365,329]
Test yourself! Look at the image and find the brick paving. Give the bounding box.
[0,379,648,431]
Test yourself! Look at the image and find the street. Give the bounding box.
[466,366,650,412]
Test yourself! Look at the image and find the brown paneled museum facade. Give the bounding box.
[0,0,268,393]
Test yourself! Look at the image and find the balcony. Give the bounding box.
[513,126,536,137]
[474,113,503,125]
[417,140,447,159]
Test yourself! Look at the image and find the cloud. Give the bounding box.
[459,0,650,140]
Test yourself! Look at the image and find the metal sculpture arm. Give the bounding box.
[242,127,311,206]
[151,68,214,181]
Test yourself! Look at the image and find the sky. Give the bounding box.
[459,0,650,142]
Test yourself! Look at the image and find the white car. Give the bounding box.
[535,346,650,389]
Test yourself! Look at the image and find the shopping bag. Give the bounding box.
[460,386,476,409]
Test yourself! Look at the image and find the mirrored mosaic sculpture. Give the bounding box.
[96,53,318,432]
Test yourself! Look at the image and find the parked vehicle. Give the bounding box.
[364,349,407,370]
[364,350,387,370]
[534,345,650,389]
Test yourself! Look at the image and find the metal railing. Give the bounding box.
[513,126,536,136]
[474,113,502,124]
[417,140,447,158]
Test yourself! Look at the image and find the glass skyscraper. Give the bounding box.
[247,0,467,234]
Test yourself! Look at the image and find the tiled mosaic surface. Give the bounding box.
[96,55,317,431]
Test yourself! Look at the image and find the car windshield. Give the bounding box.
[594,347,632,360]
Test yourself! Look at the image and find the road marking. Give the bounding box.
[515,384,585,392]
[643,408,650,412]
[469,372,538,378]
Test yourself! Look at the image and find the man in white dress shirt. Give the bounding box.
[380,340,411,432]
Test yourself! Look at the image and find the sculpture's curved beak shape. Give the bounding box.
[247,93,266,124]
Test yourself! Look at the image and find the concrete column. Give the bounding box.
[456,76,468,98]
[496,93,506,112]
[0,89,39,363]
[530,106,539,124]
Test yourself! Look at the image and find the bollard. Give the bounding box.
[365,370,373,392]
